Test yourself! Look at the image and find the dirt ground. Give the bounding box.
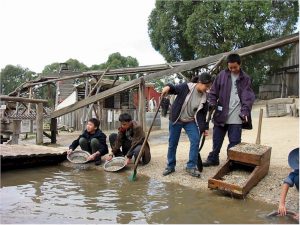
[138,103,299,212]
[20,102,299,212]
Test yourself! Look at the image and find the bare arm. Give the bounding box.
[278,183,289,216]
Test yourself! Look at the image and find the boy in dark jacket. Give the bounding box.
[203,53,255,167]
[107,113,151,165]
[67,118,108,165]
[161,72,213,178]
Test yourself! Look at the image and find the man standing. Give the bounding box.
[203,53,255,167]
[161,72,213,177]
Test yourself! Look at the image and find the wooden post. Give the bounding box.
[50,118,57,144]
[36,103,44,145]
[256,108,263,145]
[138,78,146,131]
[11,120,21,144]
[82,80,89,131]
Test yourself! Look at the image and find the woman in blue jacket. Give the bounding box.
[161,72,213,177]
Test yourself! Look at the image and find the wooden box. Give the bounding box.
[208,143,272,198]
[228,142,272,166]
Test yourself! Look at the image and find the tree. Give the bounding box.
[42,59,89,75]
[98,52,139,69]
[0,65,36,95]
[91,52,139,80]
[148,0,299,91]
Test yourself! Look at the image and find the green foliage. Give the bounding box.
[97,52,139,69]
[0,65,36,95]
[92,52,139,81]
[148,0,299,91]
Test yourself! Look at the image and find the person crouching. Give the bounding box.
[107,113,151,165]
[67,118,108,165]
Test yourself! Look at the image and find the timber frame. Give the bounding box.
[5,32,299,145]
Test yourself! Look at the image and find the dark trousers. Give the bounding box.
[109,133,142,161]
[79,137,103,156]
[207,124,242,162]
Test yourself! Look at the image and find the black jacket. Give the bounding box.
[167,82,209,134]
[69,129,108,153]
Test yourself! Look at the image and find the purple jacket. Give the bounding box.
[209,69,255,127]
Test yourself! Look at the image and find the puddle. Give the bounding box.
[0,165,297,224]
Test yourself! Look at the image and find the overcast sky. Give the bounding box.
[0,0,165,73]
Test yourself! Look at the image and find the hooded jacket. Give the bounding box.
[69,129,108,154]
[167,82,208,134]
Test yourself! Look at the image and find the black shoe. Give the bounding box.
[163,168,175,176]
[202,160,219,167]
[185,168,201,178]
[95,156,101,166]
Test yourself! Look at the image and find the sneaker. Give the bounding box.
[202,160,219,167]
[162,167,175,176]
[186,168,201,178]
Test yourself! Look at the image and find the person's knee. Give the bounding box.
[91,138,100,147]
[79,137,87,145]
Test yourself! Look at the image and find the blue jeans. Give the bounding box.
[207,124,242,162]
[167,121,201,169]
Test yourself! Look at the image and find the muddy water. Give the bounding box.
[0,165,296,224]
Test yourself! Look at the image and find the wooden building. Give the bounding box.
[259,43,299,100]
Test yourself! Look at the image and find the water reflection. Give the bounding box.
[0,165,297,224]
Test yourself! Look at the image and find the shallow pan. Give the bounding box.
[104,157,126,172]
[67,150,91,164]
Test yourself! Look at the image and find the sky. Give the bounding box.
[0,0,165,73]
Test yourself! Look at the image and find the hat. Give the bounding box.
[288,148,299,170]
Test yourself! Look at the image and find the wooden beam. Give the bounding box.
[36,103,44,145]
[51,33,299,118]
[0,95,48,104]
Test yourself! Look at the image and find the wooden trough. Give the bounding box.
[208,109,272,198]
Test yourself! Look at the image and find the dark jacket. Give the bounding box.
[167,82,208,134]
[69,129,108,153]
[112,121,151,164]
[209,69,255,127]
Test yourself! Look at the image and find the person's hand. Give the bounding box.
[87,152,99,161]
[161,86,170,96]
[67,149,72,155]
[203,130,209,136]
[106,154,113,161]
[208,104,216,112]
[125,157,131,165]
[278,202,287,216]
[239,114,248,123]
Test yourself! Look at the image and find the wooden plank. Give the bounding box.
[242,162,270,196]
[267,98,295,104]
[208,178,244,196]
[51,33,299,118]
[211,159,232,179]
[36,103,44,145]
[0,95,48,104]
